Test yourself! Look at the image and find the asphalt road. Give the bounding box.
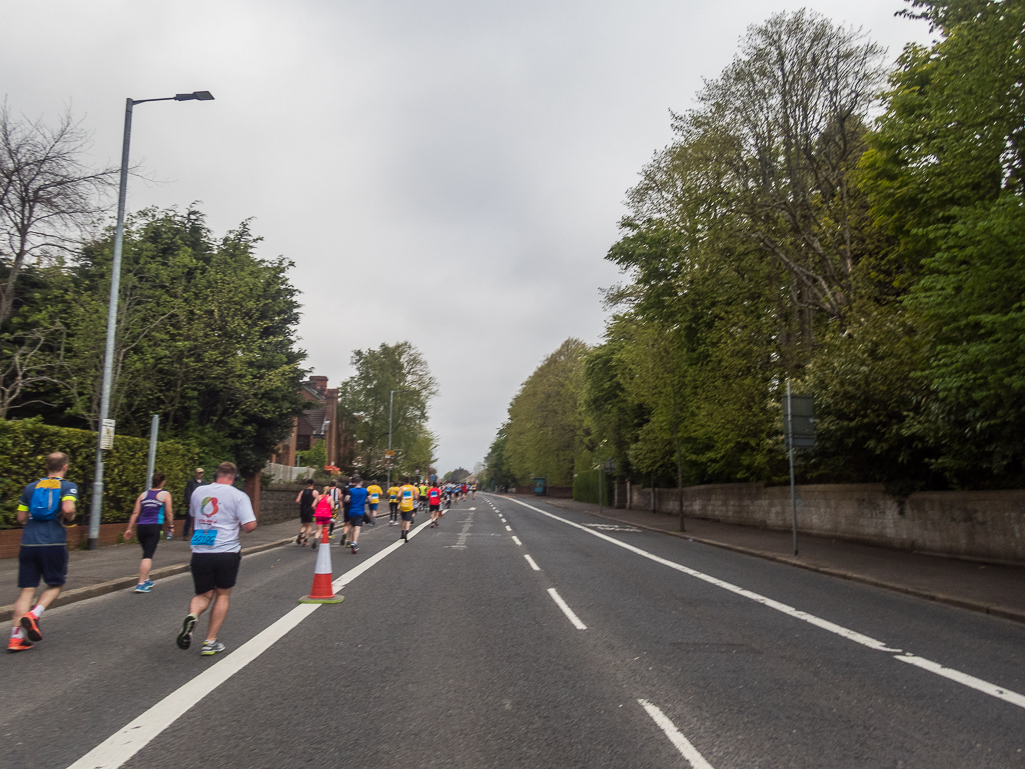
[2,493,1024,768]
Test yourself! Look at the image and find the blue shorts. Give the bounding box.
[18,545,68,588]
[369,503,378,511]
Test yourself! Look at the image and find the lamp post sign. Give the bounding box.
[100,419,116,451]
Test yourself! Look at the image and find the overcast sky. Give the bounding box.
[1,1,932,473]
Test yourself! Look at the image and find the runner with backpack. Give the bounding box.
[8,452,78,653]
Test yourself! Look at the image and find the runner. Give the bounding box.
[470,482,477,499]
[176,462,257,656]
[428,482,442,527]
[311,485,334,547]
[124,472,174,593]
[294,478,318,545]
[387,483,400,525]
[8,452,77,653]
[397,477,418,542]
[342,476,368,554]
[328,480,341,539]
[365,480,382,526]
[418,481,428,513]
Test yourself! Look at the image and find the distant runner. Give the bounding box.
[342,476,368,554]
[428,483,442,527]
[397,478,418,542]
[366,480,382,526]
[387,483,400,525]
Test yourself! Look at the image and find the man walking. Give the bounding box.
[176,462,257,656]
[9,452,77,653]
[182,467,207,539]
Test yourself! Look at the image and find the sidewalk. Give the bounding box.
[517,496,1025,625]
[0,520,299,621]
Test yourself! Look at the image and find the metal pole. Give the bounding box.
[387,390,394,489]
[145,413,159,487]
[788,380,799,556]
[598,465,603,513]
[88,98,133,550]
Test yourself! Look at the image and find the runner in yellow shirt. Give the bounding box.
[366,481,383,526]
[397,479,418,542]
[387,484,400,526]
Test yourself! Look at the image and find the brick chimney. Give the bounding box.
[309,376,329,396]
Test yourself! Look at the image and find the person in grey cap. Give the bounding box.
[182,468,207,538]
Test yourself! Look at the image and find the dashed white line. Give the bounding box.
[524,554,541,571]
[511,535,522,546]
[547,588,587,629]
[505,525,512,532]
[638,700,715,769]
[507,497,1025,711]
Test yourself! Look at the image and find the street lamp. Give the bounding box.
[87,91,215,550]
[387,389,414,488]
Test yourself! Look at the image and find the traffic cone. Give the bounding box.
[299,536,344,604]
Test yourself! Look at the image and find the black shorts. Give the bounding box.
[18,545,68,588]
[136,524,162,559]
[400,509,414,522]
[300,509,314,524]
[347,514,365,528]
[429,504,440,512]
[190,552,242,594]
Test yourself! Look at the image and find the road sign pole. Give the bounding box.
[787,380,799,556]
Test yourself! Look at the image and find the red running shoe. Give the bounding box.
[20,614,42,642]
[7,637,33,653]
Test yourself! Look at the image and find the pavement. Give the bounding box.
[2,498,1023,625]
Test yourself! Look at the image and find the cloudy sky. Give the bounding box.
[1,0,932,473]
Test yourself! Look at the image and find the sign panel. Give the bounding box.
[385,449,396,458]
[783,394,815,448]
[100,419,116,450]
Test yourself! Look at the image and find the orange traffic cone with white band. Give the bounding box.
[299,534,344,604]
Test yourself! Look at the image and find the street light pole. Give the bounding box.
[386,388,413,488]
[87,92,214,550]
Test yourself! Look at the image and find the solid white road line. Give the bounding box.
[507,497,1025,711]
[524,554,541,571]
[638,699,716,769]
[548,587,587,630]
[67,519,434,769]
[511,535,522,546]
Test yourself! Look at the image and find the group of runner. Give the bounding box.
[295,476,386,553]
[10,453,257,658]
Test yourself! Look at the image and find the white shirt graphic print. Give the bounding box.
[189,482,256,554]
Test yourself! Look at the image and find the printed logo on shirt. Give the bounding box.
[201,497,220,517]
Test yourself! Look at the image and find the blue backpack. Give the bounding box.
[29,479,63,521]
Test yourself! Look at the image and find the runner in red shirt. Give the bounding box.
[428,484,442,528]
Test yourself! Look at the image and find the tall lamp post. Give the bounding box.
[87,91,215,551]
[386,389,413,488]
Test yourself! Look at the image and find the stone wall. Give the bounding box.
[627,483,1025,563]
[260,484,307,526]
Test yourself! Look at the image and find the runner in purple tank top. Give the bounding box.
[124,473,174,593]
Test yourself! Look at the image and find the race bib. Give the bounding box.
[191,529,217,547]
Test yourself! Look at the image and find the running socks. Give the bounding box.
[10,627,24,640]
[30,605,44,620]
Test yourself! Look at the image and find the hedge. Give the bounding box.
[573,468,614,505]
[0,419,198,529]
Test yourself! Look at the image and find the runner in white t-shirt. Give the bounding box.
[176,462,257,656]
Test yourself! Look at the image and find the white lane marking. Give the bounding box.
[548,588,587,629]
[505,525,512,532]
[638,700,715,769]
[524,554,541,571]
[507,497,1025,711]
[67,519,433,769]
[895,654,1025,709]
[511,535,522,546]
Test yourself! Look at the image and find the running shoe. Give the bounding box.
[134,583,151,593]
[20,614,42,642]
[176,613,198,650]
[144,579,155,588]
[351,543,359,553]
[200,640,226,656]
[7,637,33,653]
[311,536,319,549]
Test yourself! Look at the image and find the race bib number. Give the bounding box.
[191,529,217,547]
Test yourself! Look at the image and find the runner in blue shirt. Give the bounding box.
[9,452,77,653]
[342,477,369,554]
